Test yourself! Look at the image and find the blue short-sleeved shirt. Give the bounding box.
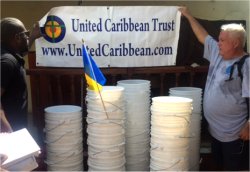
[203,35,250,142]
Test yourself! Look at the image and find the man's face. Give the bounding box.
[218,31,235,60]
[16,27,29,56]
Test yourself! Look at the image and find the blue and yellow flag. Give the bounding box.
[82,44,106,91]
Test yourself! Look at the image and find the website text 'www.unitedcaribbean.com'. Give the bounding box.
[41,43,173,57]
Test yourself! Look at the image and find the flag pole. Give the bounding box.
[96,79,109,120]
[82,39,109,119]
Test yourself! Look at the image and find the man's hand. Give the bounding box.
[0,109,12,133]
[28,22,42,49]
[0,154,8,172]
[239,121,250,140]
[178,6,191,18]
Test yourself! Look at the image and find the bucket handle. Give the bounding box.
[44,130,73,144]
[87,141,125,150]
[86,95,124,101]
[172,115,190,124]
[178,135,194,138]
[86,104,124,113]
[90,148,123,156]
[44,118,82,133]
[151,144,189,151]
[126,129,150,138]
[45,138,82,148]
[47,147,83,158]
[86,116,125,121]
[44,120,66,132]
[44,152,75,165]
[151,159,181,171]
[86,99,124,111]
[44,150,82,165]
[87,119,125,129]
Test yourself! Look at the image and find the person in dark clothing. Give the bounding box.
[1,17,41,131]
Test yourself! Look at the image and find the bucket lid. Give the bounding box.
[117,79,150,86]
[45,105,82,114]
[169,87,202,93]
[152,96,193,104]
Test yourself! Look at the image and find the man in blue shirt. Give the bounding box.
[179,7,249,171]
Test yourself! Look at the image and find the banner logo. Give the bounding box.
[41,15,66,43]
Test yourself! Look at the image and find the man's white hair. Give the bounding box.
[221,23,246,48]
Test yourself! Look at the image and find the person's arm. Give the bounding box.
[179,7,208,45]
[0,109,12,133]
[0,154,9,172]
[28,22,42,49]
[239,120,249,140]
[0,89,12,133]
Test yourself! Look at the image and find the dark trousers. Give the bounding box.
[211,137,249,171]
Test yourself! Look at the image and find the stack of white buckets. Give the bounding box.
[117,79,151,171]
[86,86,126,171]
[169,87,203,170]
[44,105,83,171]
[150,96,193,171]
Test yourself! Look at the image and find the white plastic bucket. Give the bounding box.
[169,87,202,114]
[151,105,192,114]
[151,135,189,149]
[88,152,125,167]
[87,118,124,128]
[45,129,82,145]
[87,122,124,135]
[87,86,124,101]
[117,79,150,88]
[125,127,150,136]
[151,113,190,127]
[151,127,190,139]
[124,94,150,103]
[126,142,150,155]
[151,125,189,136]
[45,105,82,120]
[125,101,150,109]
[46,160,83,171]
[44,120,82,133]
[46,139,82,152]
[150,156,188,171]
[150,146,188,159]
[125,106,150,117]
[152,96,193,104]
[125,119,150,128]
[126,151,149,162]
[87,140,125,150]
[86,95,124,103]
[126,160,150,171]
[87,108,124,120]
[88,162,125,171]
[169,87,202,94]
[88,145,125,158]
[126,157,150,165]
[46,150,83,164]
[86,99,124,112]
[126,131,150,142]
[87,131,125,145]
[87,105,124,114]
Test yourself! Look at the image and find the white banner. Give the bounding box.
[36,6,181,67]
